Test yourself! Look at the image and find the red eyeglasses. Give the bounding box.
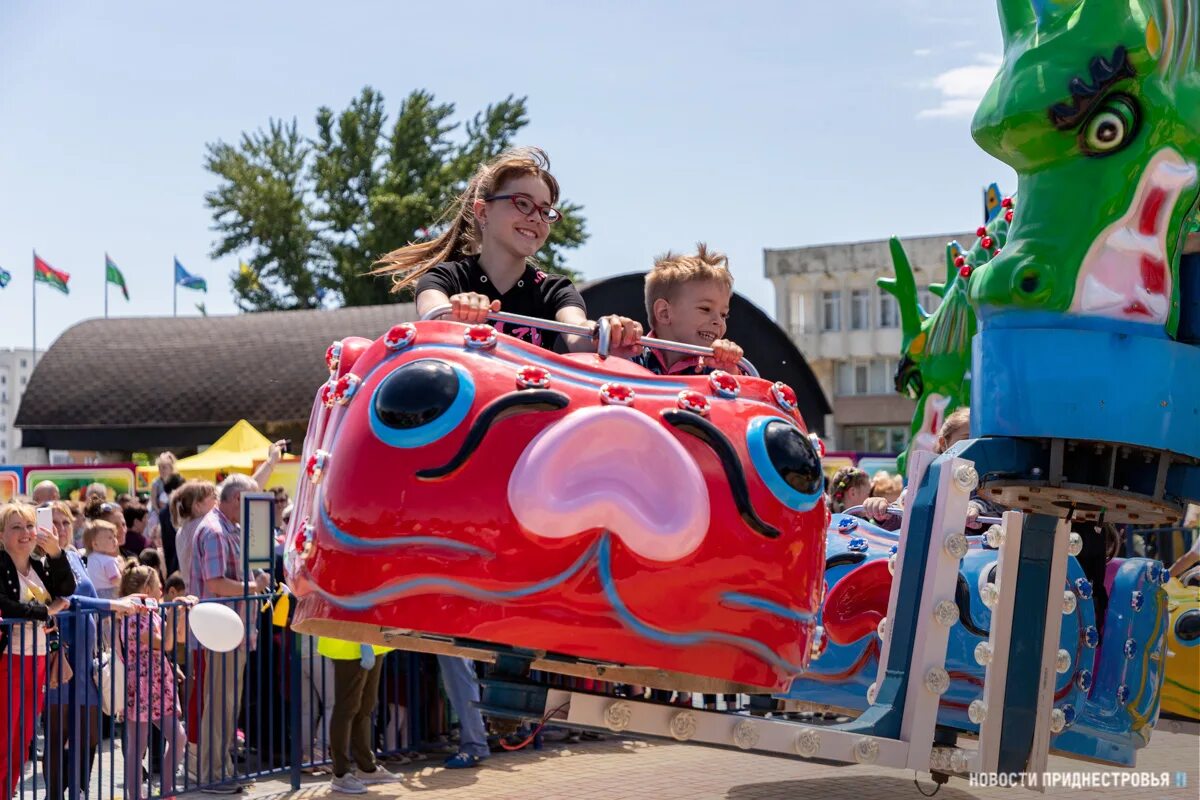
[484,193,561,224]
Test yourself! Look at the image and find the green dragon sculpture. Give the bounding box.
[882,190,1013,474]
[969,0,1200,336]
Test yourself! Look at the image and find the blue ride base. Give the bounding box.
[782,509,1168,766]
[825,319,1198,771]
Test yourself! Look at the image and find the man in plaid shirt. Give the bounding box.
[188,474,269,794]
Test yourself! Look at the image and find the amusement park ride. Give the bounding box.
[285,0,1200,788]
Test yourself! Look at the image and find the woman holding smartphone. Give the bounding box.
[0,502,76,799]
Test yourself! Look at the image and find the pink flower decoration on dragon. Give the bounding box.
[287,321,829,691]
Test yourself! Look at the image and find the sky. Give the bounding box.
[0,0,1014,351]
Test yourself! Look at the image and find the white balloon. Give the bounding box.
[188,603,246,653]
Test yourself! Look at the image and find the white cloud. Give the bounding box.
[917,56,1000,119]
[913,48,933,57]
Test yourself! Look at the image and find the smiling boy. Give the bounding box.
[631,243,745,375]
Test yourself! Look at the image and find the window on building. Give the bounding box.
[841,425,910,454]
[836,358,897,397]
[878,290,898,328]
[0,375,6,385]
[19,359,27,368]
[850,289,870,330]
[789,291,806,335]
[821,291,841,332]
[919,286,941,314]
[868,359,891,394]
[20,377,26,387]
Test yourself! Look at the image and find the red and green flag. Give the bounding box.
[33,254,70,295]
[105,254,129,300]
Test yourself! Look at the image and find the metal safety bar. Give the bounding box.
[420,303,760,378]
[842,504,1004,527]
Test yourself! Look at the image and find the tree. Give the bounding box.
[204,87,588,310]
[205,119,319,311]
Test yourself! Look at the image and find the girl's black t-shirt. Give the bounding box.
[415,257,586,351]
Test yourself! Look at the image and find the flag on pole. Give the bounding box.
[0,267,11,288]
[174,258,207,292]
[34,254,70,294]
[105,254,130,300]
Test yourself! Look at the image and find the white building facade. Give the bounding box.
[764,232,971,453]
[0,348,43,464]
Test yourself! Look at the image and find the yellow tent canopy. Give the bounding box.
[136,420,297,488]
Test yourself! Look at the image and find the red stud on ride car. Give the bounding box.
[677,390,711,416]
[384,323,417,351]
[600,382,635,406]
[516,365,551,390]
[708,370,740,399]
[465,325,498,349]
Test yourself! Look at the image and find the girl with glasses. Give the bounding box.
[373,146,642,353]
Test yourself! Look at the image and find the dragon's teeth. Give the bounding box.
[1080,275,1124,310]
[1106,227,1162,259]
[1135,286,1168,317]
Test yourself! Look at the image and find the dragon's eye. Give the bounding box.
[746,417,824,511]
[1080,95,1138,157]
[369,359,475,448]
[1177,609,1200,645]
[894,356,922,400]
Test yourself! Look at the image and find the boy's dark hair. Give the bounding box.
[124,505,147,528]
[164,571,186,594]
[138,548,163,570]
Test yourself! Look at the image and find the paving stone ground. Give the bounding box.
[170,726,1199,800]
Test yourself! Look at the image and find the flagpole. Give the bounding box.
[104,254,109,319]
[31,250,37,366]
[173,255,177,317]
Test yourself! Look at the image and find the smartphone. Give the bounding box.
[36,505,54,535]
[283,439,294,455]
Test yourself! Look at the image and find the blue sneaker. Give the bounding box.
[443,752,483,769]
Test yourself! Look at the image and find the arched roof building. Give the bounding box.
[17,276,827,451]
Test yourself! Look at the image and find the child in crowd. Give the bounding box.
[139,547,167,584]
[84,520,123,599]
[84,497,132,556]
[631,244,745,374]
[870,471,904,504]
[124,505,149,554]
[828,467,871,514]
[118,563,193,800]
[375,146,642,353]
[163,572,190,670]
[860,408,995,528]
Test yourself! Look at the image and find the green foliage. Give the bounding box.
[205,88,588,310]
[205,119,318,311]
